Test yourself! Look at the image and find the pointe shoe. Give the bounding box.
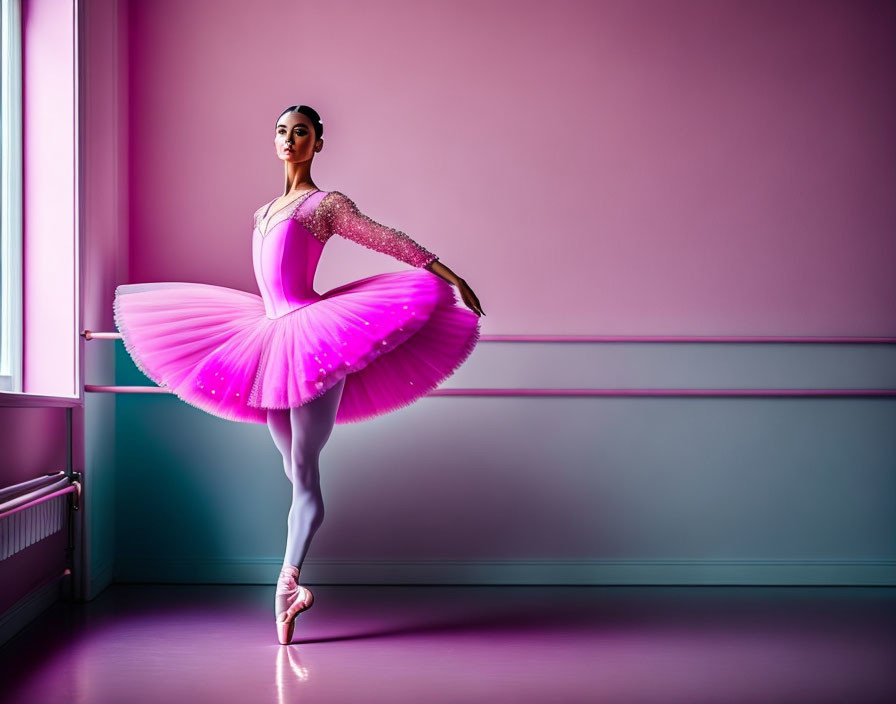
[275,564,314,645]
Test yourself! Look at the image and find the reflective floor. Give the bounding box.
[1,584,894,703]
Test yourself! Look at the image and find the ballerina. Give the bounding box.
[113,104,483,644]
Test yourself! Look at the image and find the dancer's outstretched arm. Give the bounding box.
[307,190,484,316]
[312,191,438,267]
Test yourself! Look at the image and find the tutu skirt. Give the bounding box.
[113,270,480,424]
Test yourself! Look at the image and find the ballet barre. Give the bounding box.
[80,330,896,398]
[83,330,896,344]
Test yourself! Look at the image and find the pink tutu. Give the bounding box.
[113,189,480,424]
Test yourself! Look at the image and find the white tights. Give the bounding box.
[266,376,346,570]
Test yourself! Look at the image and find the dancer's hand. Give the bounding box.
[457,278,484,317]
[425,260,484,317]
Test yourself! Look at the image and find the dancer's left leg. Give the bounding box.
[282,376,345,570]
[266,377,346,644]
[265,376,346,569]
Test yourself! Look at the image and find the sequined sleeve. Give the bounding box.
[313,191,438,268]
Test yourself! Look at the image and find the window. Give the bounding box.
[0,0,23,393]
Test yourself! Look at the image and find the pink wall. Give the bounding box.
[80,0,129,600]
[127,0,896,336]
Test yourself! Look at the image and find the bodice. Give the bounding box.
[252,192,327,318]
[251,188,439,319]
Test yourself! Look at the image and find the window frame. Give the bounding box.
[0,0,24,393]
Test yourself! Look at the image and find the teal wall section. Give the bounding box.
[113,341,896,586]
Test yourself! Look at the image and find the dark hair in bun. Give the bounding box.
[276,105,324,141]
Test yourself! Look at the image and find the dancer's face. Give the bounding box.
[275,112,321,164]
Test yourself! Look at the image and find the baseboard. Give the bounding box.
[112,557,896,586]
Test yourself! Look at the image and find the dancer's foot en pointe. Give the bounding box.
[275,564,314,644]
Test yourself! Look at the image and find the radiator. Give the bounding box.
[0,472,80,562]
